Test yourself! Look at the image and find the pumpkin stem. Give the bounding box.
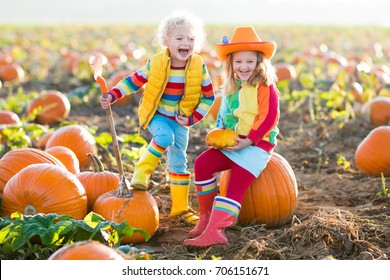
[87,153,105,172]
[86,154,131,196]
[117,176,132,197]
[24,205,37,215]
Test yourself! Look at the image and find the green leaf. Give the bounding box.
[122,133,148,145]
[95,132,113,149]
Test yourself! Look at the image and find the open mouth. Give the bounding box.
[179,49,189,57]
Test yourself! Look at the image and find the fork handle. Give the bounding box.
[97,76,108,93]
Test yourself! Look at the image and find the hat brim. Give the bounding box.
[215,42,277,61]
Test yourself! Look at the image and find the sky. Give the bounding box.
[1,0,390,26]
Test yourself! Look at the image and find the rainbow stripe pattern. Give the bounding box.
[168,172,190,186]
[148,139,166,158]
[214,196,241,219]
[195,177,217,195]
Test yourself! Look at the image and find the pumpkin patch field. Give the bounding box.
[0,24,389,260]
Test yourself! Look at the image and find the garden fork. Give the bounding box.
[89,54,129,193]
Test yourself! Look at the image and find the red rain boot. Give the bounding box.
[188,181,217,238]
[184,196,240,248]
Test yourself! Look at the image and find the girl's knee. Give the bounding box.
[194,156,207,174]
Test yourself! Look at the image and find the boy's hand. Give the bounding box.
[175,114,189,126]
[100,94,112,110]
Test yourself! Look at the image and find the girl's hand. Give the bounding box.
[175,114,189,126]
[100,94,112,110]
[223,137,253,152]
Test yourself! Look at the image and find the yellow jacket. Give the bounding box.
[138,49,203,129]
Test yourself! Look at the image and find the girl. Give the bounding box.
[184,26,280,247]
[100,10,215,224]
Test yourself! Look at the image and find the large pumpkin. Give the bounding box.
[355,126,390,176]
[76,154,120,212]
[93,189,159,244]
[0,148,66,194]
[49,241,124,260]
[220,153,298,228]
[1,163,87,219]
[45,145,80,174]
[26,90,71,125]
[45,125,97,169]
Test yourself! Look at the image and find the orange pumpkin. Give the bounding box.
[361,96,390,125]
[49,240,124,260]
[45,145,80,174]
[0,148,66,194]
[0,111,22,144]
[1,163,87,219]
[0,62,25,82]
[76,154,120,212]
[36,131,54,150]
[0,110,22,125]
[45,125,97,169]
[26,90,71,125]
[275,63,297,81]
[93,189,159,244]
[205,128,239,149]
[220,153,298,228]
[355,126,390,176]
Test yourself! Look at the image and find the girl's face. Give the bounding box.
[165,26,195,67]
[232,50,258,82]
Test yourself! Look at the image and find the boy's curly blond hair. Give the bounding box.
[155,10,205,53]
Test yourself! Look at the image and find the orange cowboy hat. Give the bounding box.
[215,26,277,61]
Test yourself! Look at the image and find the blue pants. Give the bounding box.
[147,114,189,174]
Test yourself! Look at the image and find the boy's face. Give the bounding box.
[232,51,258,82]
[165,26,195,67]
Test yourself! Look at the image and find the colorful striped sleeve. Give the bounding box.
[108,61,150,102]
[246,84,280,144]
[188,63,215,125]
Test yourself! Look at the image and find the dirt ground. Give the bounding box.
[69,96,389,260]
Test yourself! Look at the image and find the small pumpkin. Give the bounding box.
[205,128,239,149]
[275,62,297,81]
[220,153,298,228]
[0,110,22,125]
[49,240,124,260]
[45,145,80,174]
[45,124,97,169]
[355,126,390,176]
[26,90,71,125]
[0,62,25,82]
[36,131,54,150]
[76,154,120,212]
[1,163,87,219]
[0,148,66,194]
[93,188,159,244]
[360,96,390,125]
